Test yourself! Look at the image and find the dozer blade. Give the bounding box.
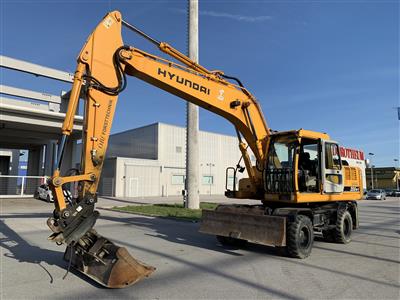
[200,208,287,247]
[64,229,155,288]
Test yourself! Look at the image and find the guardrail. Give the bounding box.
[0,175,47,198]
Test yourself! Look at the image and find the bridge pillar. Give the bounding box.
[27,146,44,176]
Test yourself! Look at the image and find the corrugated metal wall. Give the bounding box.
[102,123,253,198]
[107,124,158,159]
[98,157,116,196]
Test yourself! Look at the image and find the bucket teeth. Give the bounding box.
[64,229,155,288]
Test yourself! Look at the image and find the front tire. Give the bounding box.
[287,215,314,259]
[335,210,353,244]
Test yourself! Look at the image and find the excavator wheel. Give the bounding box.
[322,209,353,244]
[334,210,353,244]
[286,215,314,259]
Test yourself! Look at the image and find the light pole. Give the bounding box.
[368,153,374,189]
[185,0,199,209]
[206,163,215,196]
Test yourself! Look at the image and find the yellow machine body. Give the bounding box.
[47,11,363,287]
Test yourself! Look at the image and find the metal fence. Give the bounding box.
[0,175,47,198]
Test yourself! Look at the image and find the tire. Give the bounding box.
[287,215,314,259]
[46,195,51,203]
[335,210,353,244]
[216,235,248,247]
[33,191,39,199]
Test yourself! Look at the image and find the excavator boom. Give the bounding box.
[48,11,270,288]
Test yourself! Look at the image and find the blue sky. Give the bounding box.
[1,0,399,167]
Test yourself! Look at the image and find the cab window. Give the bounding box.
[325,143,341,170]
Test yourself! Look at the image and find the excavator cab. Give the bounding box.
[263,130,348,202]
[225,129,359,203]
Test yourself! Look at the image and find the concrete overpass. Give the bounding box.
[0,55,83,178]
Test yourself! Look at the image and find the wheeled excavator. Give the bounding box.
[47,11,363,288]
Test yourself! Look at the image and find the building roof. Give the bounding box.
[110,122,238,139]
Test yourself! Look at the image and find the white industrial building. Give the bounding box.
[99,123,253,198]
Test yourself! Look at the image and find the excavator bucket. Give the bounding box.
[64,229,155,288]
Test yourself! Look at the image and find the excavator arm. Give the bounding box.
[48,11,270,288]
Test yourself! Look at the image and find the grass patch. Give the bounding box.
[112,202,218,221]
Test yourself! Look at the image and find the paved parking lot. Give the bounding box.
[1,196,399,299]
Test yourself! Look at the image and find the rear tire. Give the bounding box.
[216,235,248,247]
[34,191,39,199]
[287,215,314,259]
[335,210,352,244]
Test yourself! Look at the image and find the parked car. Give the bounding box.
[392,190,400,197]
[366,189,386,200]
[384,189,394,196]
[34,184,72,203]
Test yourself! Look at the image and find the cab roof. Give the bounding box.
[271,129,330,141]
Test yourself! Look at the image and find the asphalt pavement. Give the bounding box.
[1,196,399,299]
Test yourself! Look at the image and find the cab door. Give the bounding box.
[322,141,344,193]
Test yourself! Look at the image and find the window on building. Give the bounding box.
[176,146,182,153]
[202,175,213,185]
[171,174,185,185]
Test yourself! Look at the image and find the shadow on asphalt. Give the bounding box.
[1,212,297,299]
[98,212,249,256]
[0,219,63,284]
[0,218,107,289]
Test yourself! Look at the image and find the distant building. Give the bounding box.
[365,167,400,189]
[99,123,251,198]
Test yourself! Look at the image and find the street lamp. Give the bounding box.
[368,153,374,189]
